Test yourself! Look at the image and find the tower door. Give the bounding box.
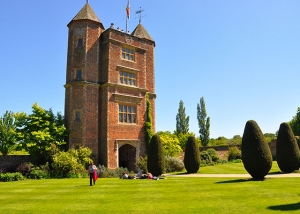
[119,144,136,172]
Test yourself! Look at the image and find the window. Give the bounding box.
[119,105,136,124]
[77,38,83,48]
[76,69,82,79]
[119,71,136,86]
[122,47,134,61]
[75,111,80,121]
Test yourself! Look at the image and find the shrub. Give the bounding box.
[227,146,242,161]
[165,156,184,172]
[206,148,219,162]
[184,136,200,173]
[147,134,165,176]
[200,151,212,165]
[0,172,24,182]
[16,162,32,177]
[241,120,272,180]
[29,168,50,179]
[97,165,129,178]
[136,155,148,173]
[51,149,87,177]
[276,122,300,173]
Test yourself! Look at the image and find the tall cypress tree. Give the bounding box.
[147,134,165,176]
[176,100,190,134]
[184,136,200,173]
[241,120,272,180]
[276,122,300,173]
[197,97,210,147]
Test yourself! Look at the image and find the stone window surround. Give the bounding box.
[121,46,135,61]
[115,139,141,167]
[118,104,137,124]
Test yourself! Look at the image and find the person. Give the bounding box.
[135,168,143,179]
[120,172,129,179]
[88,162,97,186]
[146,172,159,180]
[147,172,153,179]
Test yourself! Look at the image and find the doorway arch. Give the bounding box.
[119,144,136,172]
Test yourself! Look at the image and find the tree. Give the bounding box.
[147,134,165,176]
[276,122,300,173]
[241,120,272,180]
[184,136,200,173]
[176,100,189,134]
[157,131,182,157]
[14,103,68,165]
[144,93,153,153]
[177,132,199,150]
[0,111,18,155]
[290,107,300,136]
[197,97,210,147]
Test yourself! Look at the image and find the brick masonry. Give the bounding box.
[0,155,32,172]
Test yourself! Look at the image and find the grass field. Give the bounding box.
[198,161,283,174]
[1,177,300,213]
[1,162,300,213]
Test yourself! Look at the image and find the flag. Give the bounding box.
[126,0,130,19]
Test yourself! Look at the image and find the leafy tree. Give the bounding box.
[177,132,199,150]
[0,111,18,155]
[209,136,228,146]
[276,122,300,173]
[14,103,68,165]
[197,97,210,147]
[290,107,300,136]
[184,136,200,173]
[157,131,182,157]
[147,134,165,176]
[176,100,190,134]
[144,93,153,153]
[241,120,272,180]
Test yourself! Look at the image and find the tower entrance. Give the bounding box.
[119,144,136,172]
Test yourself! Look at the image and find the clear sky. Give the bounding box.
[1,0,300,138]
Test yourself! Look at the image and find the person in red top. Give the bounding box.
[88,162,97,186]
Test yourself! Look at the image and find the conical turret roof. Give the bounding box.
[68,3,103,27]
[131,24,154,43]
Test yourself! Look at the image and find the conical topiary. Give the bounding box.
[241,120,272,180]
[147,134,165,176]
[184,136,200,173]
[276,122,300,173]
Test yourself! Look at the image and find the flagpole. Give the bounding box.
[126,0,130,33]
[126,16,128,33]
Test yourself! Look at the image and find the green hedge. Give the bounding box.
[0,172,24,182]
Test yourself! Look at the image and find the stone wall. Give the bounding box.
[0,155,32,172]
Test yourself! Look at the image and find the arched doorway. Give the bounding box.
[119,144,136,172]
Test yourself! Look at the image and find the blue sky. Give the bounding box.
[1,0,300,138]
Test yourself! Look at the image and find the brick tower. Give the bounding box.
[64,3,156,171]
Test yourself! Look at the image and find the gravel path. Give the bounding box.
[164,173,300,178]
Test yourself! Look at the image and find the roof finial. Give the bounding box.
[86,0,89,4]
[135,7,146,24]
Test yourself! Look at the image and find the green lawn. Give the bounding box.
[198,161,284,174]
[1,175,300,213]
[1,162,300,213]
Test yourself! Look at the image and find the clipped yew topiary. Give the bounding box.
[184,136,200,173]
[276,122,300,173]
[241,120,272,180]
[147,134,165,176]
